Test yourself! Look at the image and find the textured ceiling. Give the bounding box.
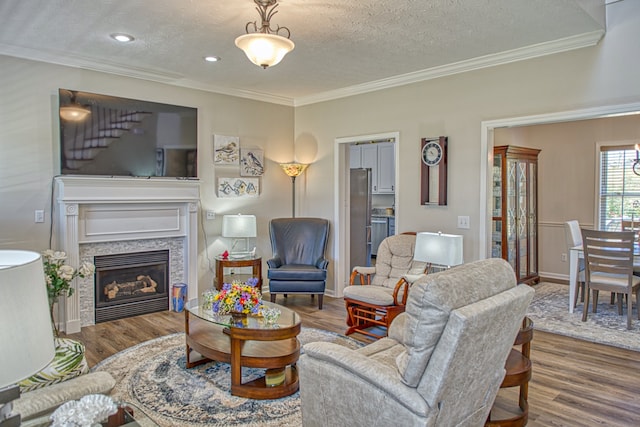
[0,0,606,105]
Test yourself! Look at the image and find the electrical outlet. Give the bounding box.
[206,211,216,220]
[34,210,45,223]
[561,253,567,262]
[457,216,470,229]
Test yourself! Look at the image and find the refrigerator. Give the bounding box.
[350,168,372,270]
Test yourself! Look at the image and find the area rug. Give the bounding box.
[92,328,363,427]
[527,282,640,351]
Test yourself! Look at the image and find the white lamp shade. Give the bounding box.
[414,232,464,267]
[0,250,55,388]
[235,33,295,68]
[222,214,257,238]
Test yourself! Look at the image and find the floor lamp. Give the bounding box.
[0,250,56,427]
[279,163,308,218]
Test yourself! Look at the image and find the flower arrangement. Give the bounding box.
[42,250,95,335]
[204,277,262,315]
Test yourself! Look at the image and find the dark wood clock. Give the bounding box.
[420,136,448,206]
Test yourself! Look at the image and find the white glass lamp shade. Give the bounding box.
[59,104,91,121]
[222,214,257,238]
[0,250,55,388]
[235,33,295,69]
[414,232,464,268]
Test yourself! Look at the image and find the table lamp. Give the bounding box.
[414,231,464,272]
[222,214,257,259]
[0,250,56,427]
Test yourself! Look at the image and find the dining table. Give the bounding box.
[568,242,640,313]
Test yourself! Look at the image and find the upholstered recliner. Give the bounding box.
[267,217,330,309]
[298,258,534,427]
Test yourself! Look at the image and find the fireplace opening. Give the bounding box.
[94,250,169,323]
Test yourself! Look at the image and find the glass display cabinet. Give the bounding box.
[492,145,541,285]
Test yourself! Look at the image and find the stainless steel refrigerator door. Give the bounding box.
[350,168,372,270]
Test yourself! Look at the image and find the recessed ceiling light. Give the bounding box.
[110,33,135,43]
[204,56,220,62]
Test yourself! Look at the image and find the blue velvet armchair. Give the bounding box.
[267,218,330,309]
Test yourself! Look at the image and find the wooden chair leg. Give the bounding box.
[270,293,276,303]
[582,287,590,322]
[317,294,323,310]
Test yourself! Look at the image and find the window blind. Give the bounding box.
[599,146,640,230]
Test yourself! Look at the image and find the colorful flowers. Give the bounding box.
[204,278,262,315]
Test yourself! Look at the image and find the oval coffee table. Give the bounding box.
[185,299,301,400]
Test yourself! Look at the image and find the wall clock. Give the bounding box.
[422,140,443,166]
[421,136,448,206]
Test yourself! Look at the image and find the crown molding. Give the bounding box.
[0,29,604,108]
[293,30,605,107]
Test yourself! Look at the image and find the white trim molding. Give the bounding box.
[53,176,200,333]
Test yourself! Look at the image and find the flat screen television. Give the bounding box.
[58,89,197,178]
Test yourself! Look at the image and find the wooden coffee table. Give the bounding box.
[185,299,301,400]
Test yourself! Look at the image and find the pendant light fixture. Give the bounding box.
[235,0,294,69]
[59,90,91,122]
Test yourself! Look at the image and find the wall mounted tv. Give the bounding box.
[59,89,197,178]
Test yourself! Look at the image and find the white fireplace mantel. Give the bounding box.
[54,176,200,333]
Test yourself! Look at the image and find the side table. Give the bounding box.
[215,256,262,290]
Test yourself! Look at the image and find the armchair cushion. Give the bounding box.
[267,264,327,281]
[18,338,89,393]
[397,258,517,387]
[343,284,395,306]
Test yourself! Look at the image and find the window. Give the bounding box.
[598,145,640,231]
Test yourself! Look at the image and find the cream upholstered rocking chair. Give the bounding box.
[343,233,427,339]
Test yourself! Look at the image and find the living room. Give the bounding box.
[1,0,640,426]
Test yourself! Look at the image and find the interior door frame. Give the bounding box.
[479,101,640,260]
[333,131,399,298]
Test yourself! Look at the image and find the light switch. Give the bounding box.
[457,216,470,229]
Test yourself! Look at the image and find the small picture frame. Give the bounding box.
[213,135,240,165]
[240,148,264,176]
[217,177,259,198]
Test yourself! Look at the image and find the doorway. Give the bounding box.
[480,102,640,261]
[334,132,399,298]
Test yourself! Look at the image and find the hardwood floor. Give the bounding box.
[67,294,640,426]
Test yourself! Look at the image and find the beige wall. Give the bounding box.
[1,0,639,295]
[0,56,294,296]
[495,115,640,280]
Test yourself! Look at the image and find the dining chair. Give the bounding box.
[581,229,640,329]
[564,220,585,306]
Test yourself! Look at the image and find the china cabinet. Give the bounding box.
[492,145,540,285]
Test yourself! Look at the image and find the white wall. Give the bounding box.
[293,0,640,291]
[0,56,294,296]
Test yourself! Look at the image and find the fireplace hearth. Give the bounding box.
[95,250,169,323]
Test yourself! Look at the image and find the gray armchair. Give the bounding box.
[298,258,534,427]
[267,217,330,309]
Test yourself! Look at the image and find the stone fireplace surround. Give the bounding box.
[54,176,199,334]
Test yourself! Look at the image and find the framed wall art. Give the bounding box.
[240,148,264,176]
[217,177,259,198]
[213,134,240,165]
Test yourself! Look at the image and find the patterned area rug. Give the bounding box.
[528,282,640,351]
[92,328,363,426]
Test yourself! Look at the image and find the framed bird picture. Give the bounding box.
[240,148,264,176]
[213,134,240,165]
